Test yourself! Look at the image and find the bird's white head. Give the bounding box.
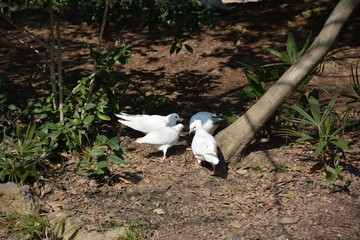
[189,122,196,134]
[168,113,181,126]
[189,119,203,134]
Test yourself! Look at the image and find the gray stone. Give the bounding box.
[0,182,36,214]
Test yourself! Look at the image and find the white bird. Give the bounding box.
[189,112,221,135]
[199,0,230,11]
[191,120,220,175]
[115,112,181,134]
[135,124,184,161]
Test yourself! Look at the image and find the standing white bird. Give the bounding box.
[135,124,184,161]
[189,112,221,135]
[199,0,230,11]
[191,120,220,175]
[115,112,181,134]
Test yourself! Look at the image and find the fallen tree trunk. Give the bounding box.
[215,0,360,164]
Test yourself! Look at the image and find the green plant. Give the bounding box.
[0,123,51,183]
[170,38,193,55]
[275,160,287,173]
[234,62,279,100]
[89,40,132,71]
[263,32,312,67]
[6,210,51,239]
[80,134,125,178]
[5,209,79,239]
[324,156,343,183]
[121,223,148,240]
[262,32,320,100]
[280,94,349,182]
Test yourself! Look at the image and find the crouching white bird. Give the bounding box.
[115,112,181,134]
[135,124,184,161]
[189,112,221,135]
[191,120,220,175]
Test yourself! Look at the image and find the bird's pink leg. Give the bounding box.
[193,161,201,167]
[162,149,169,162]
[208,165,218,176]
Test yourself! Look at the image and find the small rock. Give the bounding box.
[0,182,36,214]
[153,208,166,215]
[144,178,151,184]
[236,169,248,175]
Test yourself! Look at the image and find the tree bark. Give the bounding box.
[215,0,360,164]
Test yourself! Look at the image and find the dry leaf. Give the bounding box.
[281,193,297,201]
[153,208,166,215]
[119,177,132,184]
[229,222,242,228]
[279,217,298,224]
[161,183,171,190]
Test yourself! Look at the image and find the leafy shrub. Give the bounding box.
[0,123,49,183]
[263,32,312,68]
[80,134,125,178]
[280,94,349,182]
[238,32,314,100]
[233,62,279,100]
[5,209,79,239]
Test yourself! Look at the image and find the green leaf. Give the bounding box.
[7,104,19,110]
[88,168,104,176]
[286,32,297,64]
[308,96,321,124]
[314,141,328,158]
[299,31,312,57]
[321,94,339,124]
[95,160,108,168]
[83,115,95,125]
[330,137,349,150]
[107,137,120,150]
[85,103,97,110]
[263,47,284,59]
[96,112,111,121]
[96,134,108,143]
[184,44,193,54]
[37,113,48,119]
[108,154,124,165]
[170,43,177,55]
[291,105,317,125]
[89,148,105,156]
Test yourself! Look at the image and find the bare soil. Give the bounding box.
[1,1,360,239]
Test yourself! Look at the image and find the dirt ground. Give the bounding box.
[1,0,360,239]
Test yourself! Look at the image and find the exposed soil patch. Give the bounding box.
[1,1,360,239]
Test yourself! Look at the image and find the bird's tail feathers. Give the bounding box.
[115,113,136,121]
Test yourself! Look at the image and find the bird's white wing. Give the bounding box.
[116,113,168,133]
[115,112,151,120]
[136,127,178,145]
[189,112,219,134]
[192,134,219,166]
